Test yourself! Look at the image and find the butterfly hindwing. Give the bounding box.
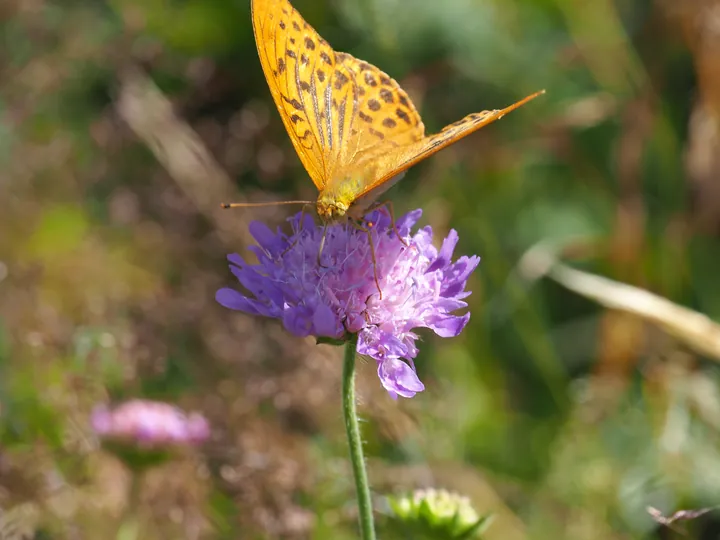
[331,55,426,171]
[350,91,545,201]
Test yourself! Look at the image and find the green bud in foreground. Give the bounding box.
[385,488,492,540]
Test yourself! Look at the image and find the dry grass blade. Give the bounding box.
[647,505,715,526]
[520,243,720,362]
[116,67,250,245]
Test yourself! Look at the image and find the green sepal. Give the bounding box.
[315,336,348,346]
[455,515,493,539]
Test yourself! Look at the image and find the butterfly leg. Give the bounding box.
[365,200,409,248]
[350,219,383,299]
[317,222,329,267]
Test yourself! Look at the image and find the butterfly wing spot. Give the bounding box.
[379,88,393,103]
[320,52,332,65]
[304,37,315,49]
[367,99,381,111]
[369,128,385,140]
[334,71,349,89]
[364,72,378,87]
[282,96,304,110]
[382,118,397,128]
[396,109,411,124]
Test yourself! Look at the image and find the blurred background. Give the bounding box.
[3,0,720,538]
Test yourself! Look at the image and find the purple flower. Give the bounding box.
[91,400,210,448]
[216,209,480,398]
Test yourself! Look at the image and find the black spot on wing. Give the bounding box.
[396,108,411,124]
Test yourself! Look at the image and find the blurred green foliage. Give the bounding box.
[3,0,720,538]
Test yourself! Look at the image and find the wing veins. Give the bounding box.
[324,73,333,150]
[292,38,312,153]
[337,96,346,148]
[344,66,360,164]
[308,55,325,149]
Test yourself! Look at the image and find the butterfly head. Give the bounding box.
[316,193,350,223]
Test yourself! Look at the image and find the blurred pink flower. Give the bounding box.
[91,400,210,448]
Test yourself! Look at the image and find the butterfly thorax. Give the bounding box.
[316,171,379,222]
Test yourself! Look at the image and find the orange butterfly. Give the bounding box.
[224,0,544,223]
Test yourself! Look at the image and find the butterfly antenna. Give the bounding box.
[220,200,313,209]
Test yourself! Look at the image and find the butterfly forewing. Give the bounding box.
[252,0,426,193]
[252,0,330,188]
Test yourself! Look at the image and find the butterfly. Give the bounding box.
[225,0,544,223]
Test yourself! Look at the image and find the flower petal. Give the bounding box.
[249,221,286,254]
[228,253,245,267]
[377,358,425,398]
[427,229,458,272]
[216,288,266,316]
[282,305,314,337]
[312,303,344,338]
[395,209,423,235]
[428,312,471,338]
[229,264,285,306]
[441,256,481,297]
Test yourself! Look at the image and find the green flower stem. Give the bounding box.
[342,335,376,540]
[116,472,142,540]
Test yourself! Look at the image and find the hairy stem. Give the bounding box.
[342,336,376,539]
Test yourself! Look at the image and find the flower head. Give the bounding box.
[216,209,479,398]
[386,488,491,539]
[91,400,210,448]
